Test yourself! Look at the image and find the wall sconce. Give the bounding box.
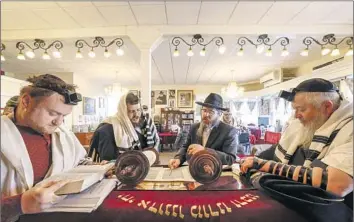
[1,43,5,61]
[15,39,63,60]
[301,34,353,57]
[75,36,124,59]
[171,34,226,57]
[236,34,290,57]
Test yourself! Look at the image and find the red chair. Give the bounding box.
[264,131,281,144]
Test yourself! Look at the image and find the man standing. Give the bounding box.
[1,74,88,221]
[241,78,353,206]
[89,93,159,161]
[169,93,238,168]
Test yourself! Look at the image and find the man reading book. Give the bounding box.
[1,74,93,222]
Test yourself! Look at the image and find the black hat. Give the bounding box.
[196,93,227,111]
[279,78,342,101]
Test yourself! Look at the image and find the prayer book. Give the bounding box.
[39,163,115,195]
[44,179,117,213]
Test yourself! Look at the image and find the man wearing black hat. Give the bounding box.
[169,93,238,168]
[241,78,353,205]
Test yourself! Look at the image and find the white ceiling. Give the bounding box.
[1,1,353,87]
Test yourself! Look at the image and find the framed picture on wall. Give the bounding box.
[83,97,96,115]
[154,90,167,105]
[177,90,193,108]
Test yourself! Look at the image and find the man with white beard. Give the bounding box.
[241,78,353,207]
[169,93,238,168]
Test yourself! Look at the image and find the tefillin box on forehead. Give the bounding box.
[64,90,82,105]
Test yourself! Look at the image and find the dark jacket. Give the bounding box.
[174,121,238,165]
[88,123,147,161]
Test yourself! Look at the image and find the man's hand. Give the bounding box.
[187,144,205,156]
[240,157,256,174]
[21,180,68,214]
[168,159,181,170]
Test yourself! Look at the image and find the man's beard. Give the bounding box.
[300,113,328,148]
[197,118,219,138]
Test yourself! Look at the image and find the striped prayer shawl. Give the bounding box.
[142,113,160,151]
[275,100,353,167]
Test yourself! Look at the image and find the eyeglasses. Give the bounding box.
[201,108,217,116]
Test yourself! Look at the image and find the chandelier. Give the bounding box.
[171,34,226,57]
[1,43,5,61]
[221,70,244,99]
[75,36,124,59]
[301,34,353,57]
[104,82,128,97]
[15,39,63,60]
[236,34,290,57]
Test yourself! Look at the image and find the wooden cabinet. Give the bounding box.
[75,132,94,151]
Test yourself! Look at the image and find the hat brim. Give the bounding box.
[195,102,228,111]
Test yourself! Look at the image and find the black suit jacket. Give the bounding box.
[174,121,238,165]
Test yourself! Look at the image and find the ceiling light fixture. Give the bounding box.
[171,34,225,57]
[301,34,353,57]
[221,70,244,99]
[15,39,63,60]
[1,43,5,61]
[236,34,290,57]
[75,36,124,59]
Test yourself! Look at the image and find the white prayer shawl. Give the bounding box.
[275,100,353,171]
[1,116,87,197]
[102,93,139,149]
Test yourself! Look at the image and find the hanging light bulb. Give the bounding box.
[218,45,226,54]
[237,48,244,56]
[104,49,111,58]
[321,46,331,56]
[52,50,61,58]
[187,47,194,57]
[300,47,309,56]
[17,51,26,60]
[281,47,289,57]
[88,49,96,58]
[345,45,353,56]
[42,51,51,60]
[76,49,83,58]
[265,47,272,57]
[330,47,340,56]
[173,48,180,57]
[25,50,35,59]
[256,45,264,54]
[1,54,5,61]
[116,48,124,56]
[200,47,206,56]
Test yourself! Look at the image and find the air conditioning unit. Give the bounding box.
[260,69,283,88]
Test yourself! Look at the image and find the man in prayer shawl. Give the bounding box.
[2,95,19,116]
[240,78,353,208]
[89,93,159,162]
[1,74,91,222]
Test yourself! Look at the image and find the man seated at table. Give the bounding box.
[241,78,353,207]
[169,93,238,169]
[2,95,19,116]
[1,74,91,222]
[89,93,159,161]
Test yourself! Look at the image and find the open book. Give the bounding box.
[44,179,117,213]
[39,163,115,195]
[144,166,195,182]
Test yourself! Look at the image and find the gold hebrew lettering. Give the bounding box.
[202,205,210,218]
[190,205,198,218]
[222,202,232,213]
[158,203,164,215]
[172,205,179,217]
[148,202,157,214]
[208,204,219,217]
[216,203,225,214]
[179,205,185,219]
[165,204,172,216]
[198,205,203,218]
[230,200,241,208]
[137,200,151,209]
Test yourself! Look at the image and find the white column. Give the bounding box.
[140,48,152,110]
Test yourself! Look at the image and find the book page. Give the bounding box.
[142,150,157,166]
[144,166,194,182]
